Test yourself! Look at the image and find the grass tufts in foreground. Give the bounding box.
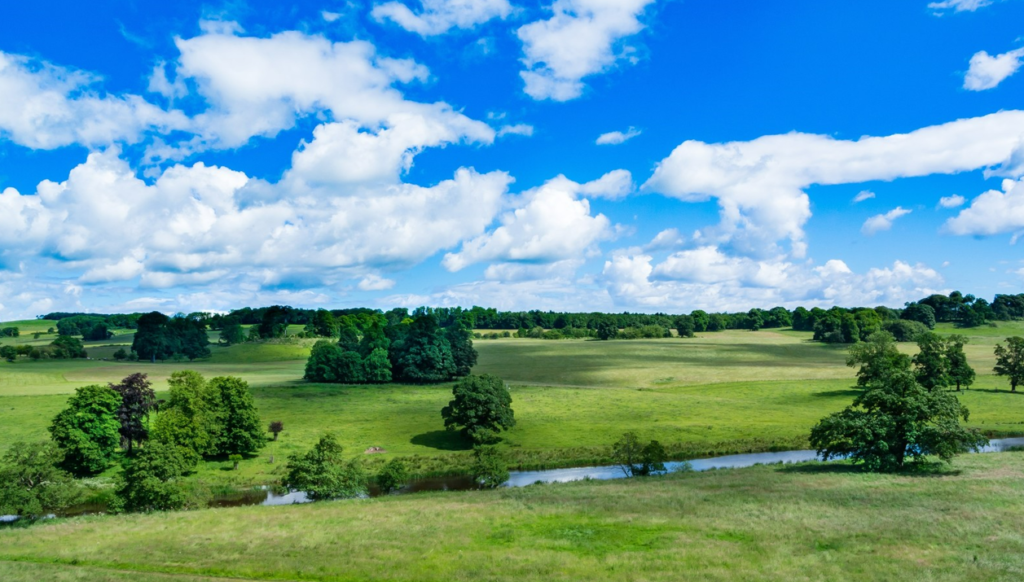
[2,452,1024,581]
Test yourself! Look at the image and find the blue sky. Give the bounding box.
[1,0,1023,319]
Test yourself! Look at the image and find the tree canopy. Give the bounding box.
[0,441,82,518]
[441,375,515,444]
[283,434,366,500]
[49,384,122,476]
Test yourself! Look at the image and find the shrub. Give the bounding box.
[284,434,367,500]
[376,458,409,495]
[471,446,509,489]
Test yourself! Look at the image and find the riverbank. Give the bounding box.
[4,450,1023,581]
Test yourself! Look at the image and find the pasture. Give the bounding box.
[1,451,1023,581]
[2,320,1024,482]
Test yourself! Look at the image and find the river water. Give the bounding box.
[227,436,1024,508]
[6,438,1023,521]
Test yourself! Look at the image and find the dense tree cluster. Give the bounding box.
[57,315,113,340]
[0,441,82,518]
[25,336,89,360]
[0,326,19,337]
[304,314,476,384]
[43,312,143,330]
[131,312,210,362]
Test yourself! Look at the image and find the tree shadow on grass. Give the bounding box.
[779,461,962,478]
[410,430,472,451]
[809,388,861,399]
[961,388,1024,396]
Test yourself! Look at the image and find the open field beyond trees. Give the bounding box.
[2,320,1024,482]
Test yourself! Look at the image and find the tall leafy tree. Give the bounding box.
[363,348,393,383]
[211,376,264,456]
[913,333,951,392]
[847,332,909,388]
[49,384,122,475]
[441,374,515,444]
[0,441,82,518]
[690,310,710,332]
[283,433,367,500]
[305,340,345,382]
[811,358,986,472]
[151,371,220,459]
[945,335,975,392]
[219,317,245,345]
[132,311,171,362]
[674,315,696,338]
[994,336,1024,392]
[111,373,157,453]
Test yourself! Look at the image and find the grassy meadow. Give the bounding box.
[3,320,1024,482]
[2,451,1024,581]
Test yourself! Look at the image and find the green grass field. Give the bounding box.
[2,451,1023,581]
[3,321,1024,482]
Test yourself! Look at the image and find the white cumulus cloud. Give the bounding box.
[643,111,1024,258]
[372,0,513,36]
[442,174,616,271]
[517,0,657,101]
[964,47,1024,91]
[945,178,1024,237]
[928,0,996,14]
[0,51,188,150]
[862,207,912,236]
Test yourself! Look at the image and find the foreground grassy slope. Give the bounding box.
[2,323,1024,481]
[2,452,1023,581]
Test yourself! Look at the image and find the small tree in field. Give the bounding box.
[994,337,1024,392]
[946,335,975,391]
[268,421,284,441]
[612,432,668,477]
[441,375,515,444]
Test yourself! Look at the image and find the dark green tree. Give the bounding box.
[674,315,696,338]
[305,340,345,382]
[305,309,339,338]
[0,441,82,518]
[283,433,367,500]
[132,311,171,362]
[50,335,87,359]
[219,318,245,345]
[913,333,951,392]
[395,316,456,382]
[810,361,986,472]
[901,303,937,329]
[211,376,264,456]
[994,336,1024,392]
[363,348,393,383]
[596,318,618,340]
[1,345,16,362]
[441,375,515,444]
[945,335,975,391]
[111,441,202,513]
[375,458,409,495]
[258,306,290,339]
[111,373,157,453]
[445,320,478,377]
[49,384,122,475]
[691,310,710,332]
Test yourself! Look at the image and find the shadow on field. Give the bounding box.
[779,462,962,478]
[964,388,1024,396]
[411,430,472,451]
[809,388,860,399]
